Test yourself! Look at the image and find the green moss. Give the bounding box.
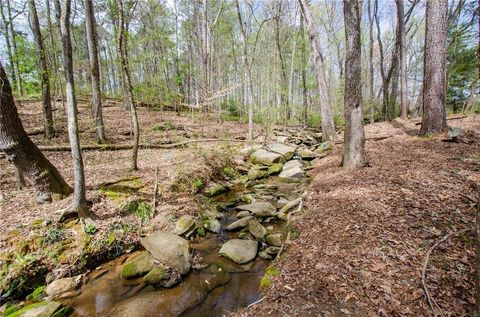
[51,306,73,317]
[32,285,46,301]
[222,167,239,179]
[106,232,117,246]
[260,266,280,289]
[196,227,206,237]
[204,184,228,197]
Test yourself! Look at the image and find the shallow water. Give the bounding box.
[64,174,306,316]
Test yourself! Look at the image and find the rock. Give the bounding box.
[247,166,268,181]
[121,252,157,278]
[276,197,290,209]
[204,218,221,233]
[275,135,289,143]
[265,246,281,255]
[140,232,191,275]
[317,141,333,153]
[248,219,267,241]
[266,143,295,160]
[219,239,258,264]
[143,265,174,287]
[45,276,81,299]
[173,215,195,235]
[204,184,228,197]
[266,234,283,247]
[267,163,284,175]
[253,184,277,190]
[7,301,64,317]
[202,208,223,220]
[279,160,305,178]
[240,194,255,204]
[250,149,285,165]
[298,148,317,160]
[237,202,276,217]
[258,251,273,260]
[238,232,255,240]
[226,216,253,230]
[279,198,301,215]
[236,210,252,218]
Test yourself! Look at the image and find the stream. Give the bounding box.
[61,160,310,316]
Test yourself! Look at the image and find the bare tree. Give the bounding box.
[298,0,335,142]
[342,0,365,170]
[234,0,254,146]
[84,0,107,143]
[0,62,72,202]
[4,0,22,96]
[28,0,55,139]
[367,0,375,123]
[115,0,139,170]
[420,0,448,134]
[397,0,408,118]
[57,0,90,218]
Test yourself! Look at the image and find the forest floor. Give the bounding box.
[241,115,480,316]
[1,100,479,316]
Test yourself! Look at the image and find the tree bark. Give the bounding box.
[115,0,139,170]
[84,0,107,143]
[5,0,22,96]
[342,0,365,170]
[368,0,375,123]
[420,0,448,134]
[58,0,89,218]
[28,0,55,139]
[0,62,72,202]
[476,192,480,317]
[300,12,308,125]
[397,0,408,118]
[298,0,335,141]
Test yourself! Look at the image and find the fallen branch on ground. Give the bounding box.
[334,134,396,144]
[422,229,469,316]
[38,138,246,152]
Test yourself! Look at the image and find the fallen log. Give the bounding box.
[38,138,246,152]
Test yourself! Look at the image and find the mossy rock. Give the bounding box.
[267,163,284,175]
[204,184,228,197]
[6,301,63,317]
[143,265,169,286]
[120,252,156,279]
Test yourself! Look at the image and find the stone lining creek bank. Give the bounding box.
[11,134,332,317]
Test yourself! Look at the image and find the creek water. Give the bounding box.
[63,176,306,317]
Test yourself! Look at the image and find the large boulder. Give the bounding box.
[140,232,191,275]
[250,149,285,165]
[266,234,283,247]
[279,160,305,178]
[317,141,333,153]
[173,215,195,235]
[237,202,276,217]
[226,216,253,231]
[219,239,258,264]
[267,143,295,160]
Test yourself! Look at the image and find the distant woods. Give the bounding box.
[0,0,477,128]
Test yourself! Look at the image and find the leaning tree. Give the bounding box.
[0,62,72,202]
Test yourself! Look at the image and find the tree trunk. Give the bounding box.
[368,0,375,123]
[58,0,89,218]
[420,0,448,134]
[0,0,15,91]
[84,0,107,143]
[234,0,254,146]
[28,0,55,140]
[342,0,365,170]
[0,62,72,202]
[5,0,22,96]
[300,12,308,125]
[116,0,139,170]
[299,0,335,141]
[476,192,480,317]
[397,0,408,118]
[274,3,290,127]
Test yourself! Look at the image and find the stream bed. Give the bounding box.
[63,176,307,317]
